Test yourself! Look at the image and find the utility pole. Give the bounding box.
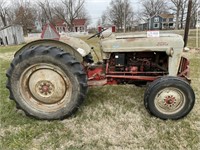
[184,0,192,47]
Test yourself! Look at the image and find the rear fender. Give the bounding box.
[14,39,86,62]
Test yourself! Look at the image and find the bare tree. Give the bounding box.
[170,0,199,29]
[190,0,200,28]
[53,0,86,31]
[98,9,111,26]
[77,6,91,25]
[141,0,169,19]
[170,0,187,29]
[37,0,55,26]
[104,0,134,31]
[0,0,9,27]
[101,10,109,26]
[180,0,187,29]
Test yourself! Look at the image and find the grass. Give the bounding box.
[0,33,200,150]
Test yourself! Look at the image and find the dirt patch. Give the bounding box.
[0,52,15,61]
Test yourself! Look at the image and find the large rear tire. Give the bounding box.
[6,46,88,120]
[144,76,195,120]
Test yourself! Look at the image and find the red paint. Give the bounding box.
[178,57,190,78]
[164,95,175,105]
[98,26,102,32]
[106,75,157,81]
[87,67,105,80]
[112,26,116,32]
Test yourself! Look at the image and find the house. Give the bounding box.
[41,23,60,40]
[55,19,87,33]
[72,19,87,32]
[0,25,24,45]
[55,21,68,33]
[138,14,175,31]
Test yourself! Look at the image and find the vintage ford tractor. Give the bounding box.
[6,30,195,120]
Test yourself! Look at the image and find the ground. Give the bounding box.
[0,31,200,150]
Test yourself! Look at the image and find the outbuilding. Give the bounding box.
[0,25,24,46]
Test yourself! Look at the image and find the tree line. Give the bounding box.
[0,0,89,35]
[0,0,199,34]
[98,0,199,31]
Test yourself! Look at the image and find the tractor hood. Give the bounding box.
[101,33,184,54]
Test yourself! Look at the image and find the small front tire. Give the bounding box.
[144,76,195,120]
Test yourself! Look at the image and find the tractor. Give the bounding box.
[6,29,195,120]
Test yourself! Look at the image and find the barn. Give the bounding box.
[0,25,24,46]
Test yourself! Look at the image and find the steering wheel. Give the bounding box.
[87,28,108,40]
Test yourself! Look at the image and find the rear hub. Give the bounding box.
[19,63,72,112]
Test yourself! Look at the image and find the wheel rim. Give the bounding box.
[154,87,186,115]
[19,63,72,113]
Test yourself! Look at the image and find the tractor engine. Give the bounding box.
[109,52,168,73]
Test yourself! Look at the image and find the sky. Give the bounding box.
[85,0,141,27]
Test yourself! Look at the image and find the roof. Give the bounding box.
[73,19,86,26]
[0,24,22,31]
[55,20,66,26]
[54,19,87,26]
[159,14,174,18]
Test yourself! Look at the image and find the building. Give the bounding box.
[55,20,68,33]
[55,19,87,33]
[0,25,24,45]
[72,19,87,32]
[138,14,175,31]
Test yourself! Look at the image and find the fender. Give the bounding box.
[14,38,91,62]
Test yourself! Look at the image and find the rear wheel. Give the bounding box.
[144,76,195,120]
[6,46,87,120]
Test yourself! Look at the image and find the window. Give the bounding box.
[154,23,159,28]
[154,17,159,22]
[169,18,173,22]
[169,23,174,28]
[163,18,166,22]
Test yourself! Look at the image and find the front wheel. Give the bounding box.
[6,46,88,120]
[144,77,195,120]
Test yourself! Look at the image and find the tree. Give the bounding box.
[190,0,200,28]
[141,0,169,19]
[53,0,86,31]
[14,0,36,35]
[37,0,55,26]
[0,0,9,27]
[170,0,187,29]
[98,9,110,26]
[103,0,134,32]
[180,0,187,29]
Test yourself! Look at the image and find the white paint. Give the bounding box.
[147,31,160,38]
[77,48,87,56]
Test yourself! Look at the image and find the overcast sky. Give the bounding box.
[85,0,141,27]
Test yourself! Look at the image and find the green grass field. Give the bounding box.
[0,33,200,150]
